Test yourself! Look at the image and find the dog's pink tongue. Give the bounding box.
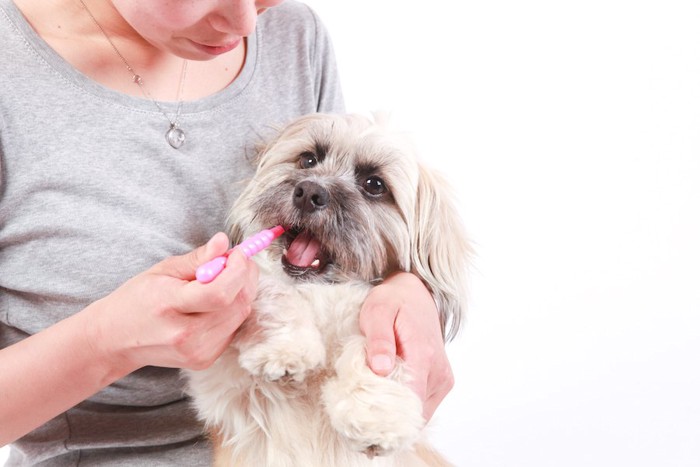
[286,231,321,267]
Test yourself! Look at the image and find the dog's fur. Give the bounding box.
[185,113,470,467]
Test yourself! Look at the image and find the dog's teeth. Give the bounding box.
[311,259,320,268]
[283,248,288,256]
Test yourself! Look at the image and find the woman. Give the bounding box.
[0,1,453,464]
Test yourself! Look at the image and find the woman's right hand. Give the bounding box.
[0,232,258,445]
[86,232,258,373]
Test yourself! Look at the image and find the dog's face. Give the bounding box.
[232,114,419,283]
[229,113,470,339]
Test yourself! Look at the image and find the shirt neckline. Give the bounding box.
[1,0,258,116]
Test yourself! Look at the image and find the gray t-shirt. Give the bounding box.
[0,0,344,464]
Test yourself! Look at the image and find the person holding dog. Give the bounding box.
[0,0,456,464]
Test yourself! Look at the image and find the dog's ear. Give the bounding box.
[228,223,245,246]
[226,184,257,246]
[410,165,471,341]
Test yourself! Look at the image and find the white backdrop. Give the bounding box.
[302,1,700,466]
[3,1,700,466]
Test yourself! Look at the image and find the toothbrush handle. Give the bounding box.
[237,228,278,258]
[194,256,228,284]
[195,226,284,284]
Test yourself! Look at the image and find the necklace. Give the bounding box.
[80,0,188,149]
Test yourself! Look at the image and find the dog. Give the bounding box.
[185,113,471,467]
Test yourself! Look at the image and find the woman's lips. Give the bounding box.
[192,38,242,56]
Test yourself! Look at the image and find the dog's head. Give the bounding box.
[229,113,470,340]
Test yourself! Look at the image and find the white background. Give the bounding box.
[302,1,700,466]
[3,1,699,465]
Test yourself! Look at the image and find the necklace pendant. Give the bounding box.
[166,124,186,149]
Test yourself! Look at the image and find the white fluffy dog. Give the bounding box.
[185,113,470,467]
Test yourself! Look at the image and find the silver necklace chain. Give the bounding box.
[80,0,189,149]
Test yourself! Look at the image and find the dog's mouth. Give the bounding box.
[280,227,331,278]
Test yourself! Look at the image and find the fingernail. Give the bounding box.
[371,354,394,373]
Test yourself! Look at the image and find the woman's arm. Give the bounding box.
[0,301,132,446]
[0,233,257,446]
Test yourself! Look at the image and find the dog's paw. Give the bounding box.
[322,375,425,457]
[239,336,326,383]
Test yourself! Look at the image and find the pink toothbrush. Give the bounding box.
[195,225,285,284]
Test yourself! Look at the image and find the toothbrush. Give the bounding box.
[195,225,285,284]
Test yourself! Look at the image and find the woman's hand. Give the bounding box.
[359,272,455,421]
[87,232,259,373]
[0,233,257,445]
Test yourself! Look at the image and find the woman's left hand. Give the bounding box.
[359,272,454,421]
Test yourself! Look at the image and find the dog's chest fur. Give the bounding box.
[186,265,437,465]
[252,270,371,345]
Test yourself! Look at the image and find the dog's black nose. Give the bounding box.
[293,181,330,213]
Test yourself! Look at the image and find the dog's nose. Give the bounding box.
[293,181,330,213]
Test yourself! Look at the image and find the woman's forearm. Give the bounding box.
[0,301,134,446]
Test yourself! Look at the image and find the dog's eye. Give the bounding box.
[363,176,387,196]
[299,152,318,169]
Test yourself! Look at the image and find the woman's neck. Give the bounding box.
[12,0,246,101]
